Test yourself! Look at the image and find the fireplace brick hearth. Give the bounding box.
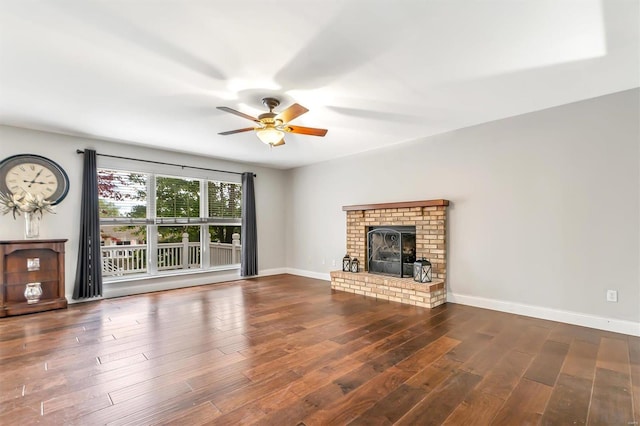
[331,199,450,308]
[330,271,446,308]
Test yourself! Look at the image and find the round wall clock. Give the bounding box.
[0,154,70,205]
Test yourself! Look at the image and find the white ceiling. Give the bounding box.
[0,0,638,169]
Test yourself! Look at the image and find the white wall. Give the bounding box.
[0,126,288,301]
[1,90,637,334]
[286,89,640,333]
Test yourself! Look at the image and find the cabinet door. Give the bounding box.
[5,249,59,303]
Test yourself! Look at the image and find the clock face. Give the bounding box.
[5,163,59,199]
[0,154,69,205]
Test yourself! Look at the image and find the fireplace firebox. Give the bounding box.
[367,226,416,278]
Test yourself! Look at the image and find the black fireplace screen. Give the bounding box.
[367,226,416,278]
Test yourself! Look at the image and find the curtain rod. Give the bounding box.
[76,150,256,177]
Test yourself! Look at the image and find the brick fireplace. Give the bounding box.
[330,199,449,308]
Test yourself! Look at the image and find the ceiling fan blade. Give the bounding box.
[285,125,328,137]
[218,127,255,136]
[276,103,308,123]
[272,138,286,147]
[217,106,260,123]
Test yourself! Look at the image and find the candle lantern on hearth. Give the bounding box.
[342,254,351,272]
[413,258,432,283]
[350,257,360,273]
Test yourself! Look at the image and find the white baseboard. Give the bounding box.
[256,268,289,277]
[448,292,640,337]
[285,268,331,281]
[74,267,311,302]
[103,271,243,299]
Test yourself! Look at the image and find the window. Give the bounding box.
[98,168,242,279]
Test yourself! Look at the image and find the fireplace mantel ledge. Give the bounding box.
[342,199,449,211]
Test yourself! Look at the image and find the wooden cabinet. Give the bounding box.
[0,239,68,317]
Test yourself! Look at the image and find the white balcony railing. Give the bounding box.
[101,233,241,277]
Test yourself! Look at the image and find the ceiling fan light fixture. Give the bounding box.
[217,98,327,147]
[256,127,285,145]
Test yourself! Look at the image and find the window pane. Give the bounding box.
[208,225,241,243]
[156,177,200,219]
[208,181,241,219]
[208,225,241,266]
[157,225,201,271]
[100,225,147,277]
[98,169,148,222]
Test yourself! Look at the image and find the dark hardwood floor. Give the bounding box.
[0,274,638,425]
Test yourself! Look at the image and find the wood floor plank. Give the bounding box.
[262,380,347,424]
[102,384,229,425]
[210,369,301,413]
[395,335,461,373]
[477,314,510,336]
[514,324,551,355]
[0,274,635,425]
[540,373,592,426]
[587,367,634,425]
[476,349,533,400]
[459,338,510,376]
[596,336,631,374]
[353,358,463,425]
[629,337,640,422]
[445,331,493,363]
[187,368,252,396]
[109,380,193,405]
[155,401,221,426]
[72,381,191,424]
[329,314,407,344]
[523,340,569,386]
[395,370,482,426]
[350,384,422,425]
[209,404,269,425]
[303,366,412,425]
[288,355,364,397]
[368,330,453,374]
[243,340,340,382]
[547,322,583,344]
[560,338,599,380]
[40,349,244,417]
[250,388,301,416]
[442,389,505,425]
[491,378,553,425]
[351,329,420,364]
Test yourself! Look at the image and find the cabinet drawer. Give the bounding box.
[5,280,59,304]
[6,248,57,271]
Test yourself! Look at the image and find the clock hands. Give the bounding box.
[27,169,44,188]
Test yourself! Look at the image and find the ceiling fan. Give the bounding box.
[217,97,328,147]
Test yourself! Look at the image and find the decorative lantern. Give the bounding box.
[413,258,432,283]
[350,258,360,273]
[342,254,351,272]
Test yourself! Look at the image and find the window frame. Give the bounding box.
[98,166,242,282]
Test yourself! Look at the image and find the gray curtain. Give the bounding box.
[241,172,257,276]
[73,149,102,299]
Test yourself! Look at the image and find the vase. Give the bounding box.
[24,212,40,239]
[24,282,43,304]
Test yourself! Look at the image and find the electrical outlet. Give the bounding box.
[331,259,336,267]
[606,290,618,302]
